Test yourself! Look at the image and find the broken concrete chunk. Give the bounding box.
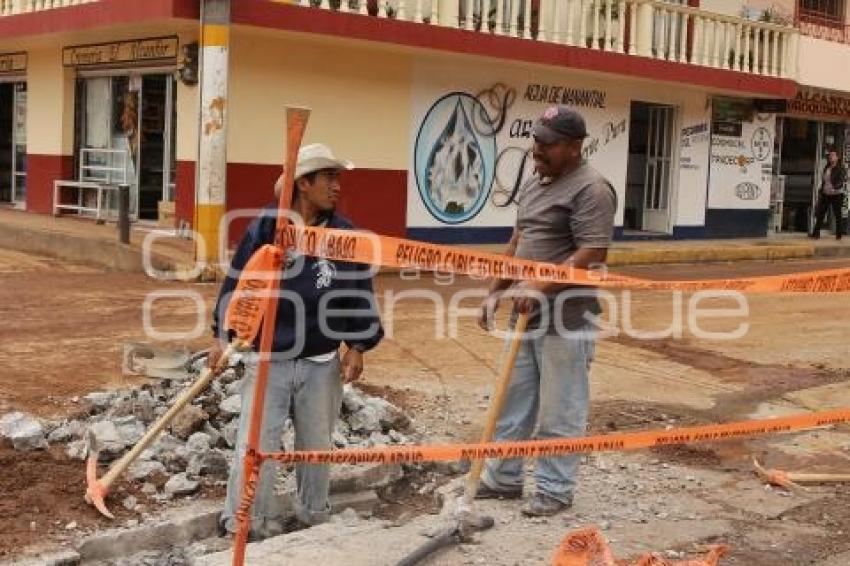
[202,422,224,448]
[330,463,404,494]
[186,432,212,453]
[88,420,125,457]
[65,439,88,461]
[0,412,48,451]
[368,432,392,446]
[329,490,379,518]
[131,390,158,423]
[83,391,118,413]
[365,397,409,431]
[348,405,382,434]
[123,495,138,511]
[114,416,146,447]
[147,434,186,468]
[221,420,239,448]
[342,385,366,413]
[164,472,200,498]
[127,460,168,482]
[170,405,208,440]
[47,420,85,444]
[219,394,242,418]
[187,450,229,478]
[224,379,244,397]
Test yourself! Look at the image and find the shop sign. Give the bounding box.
[713,97,753,122]
[709,112,776,210]
[788,90,850,120]
[63,37,178,67]
[0,52,26,74]
[712,121,743,137]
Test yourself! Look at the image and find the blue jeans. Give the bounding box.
[221,352,342,535]
[481,324,595,504]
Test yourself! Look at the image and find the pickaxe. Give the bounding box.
[86,340,244,518]
[753,457,850,491]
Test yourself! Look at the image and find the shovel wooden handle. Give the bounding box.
[97,341,241,489]
[464,313,529,502]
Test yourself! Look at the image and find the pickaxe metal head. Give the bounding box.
[84,429,115,519]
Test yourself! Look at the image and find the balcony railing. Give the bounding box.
[0,0,799,79]
[301,0,799,78]
[0,0,97,15]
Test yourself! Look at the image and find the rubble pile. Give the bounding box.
[0,362,414,509]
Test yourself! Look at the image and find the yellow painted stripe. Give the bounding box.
[195,203,226,263]
[202,24,230,48]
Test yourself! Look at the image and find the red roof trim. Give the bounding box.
[0,0,199,38]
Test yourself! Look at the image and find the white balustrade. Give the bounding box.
[1,0,799,80]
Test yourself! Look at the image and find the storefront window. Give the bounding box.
[75,73,175,220]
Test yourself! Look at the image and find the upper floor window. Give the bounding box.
[799,0,846,24]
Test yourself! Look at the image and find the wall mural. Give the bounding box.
[412,78,630,227]
[414,92,497,224]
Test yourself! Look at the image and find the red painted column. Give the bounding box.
[26,155,74,214]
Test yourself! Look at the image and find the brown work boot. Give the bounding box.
[521,493,572,517]
[475,483,523,500]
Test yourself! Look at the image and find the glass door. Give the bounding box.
[643,104,677,233]
[11,82,26,207]
[137,74,175,220]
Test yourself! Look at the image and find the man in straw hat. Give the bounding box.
[211,143,384,539]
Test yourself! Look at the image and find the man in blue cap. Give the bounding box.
[477,105,616,516]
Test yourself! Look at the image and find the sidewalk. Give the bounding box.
[2,207,849,276]
[0,208,192,274]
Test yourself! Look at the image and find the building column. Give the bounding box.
[195,0,231,268]
[635,0,654,58]
[25,48,75,214]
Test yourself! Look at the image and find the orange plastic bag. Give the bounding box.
[553,527,728,566]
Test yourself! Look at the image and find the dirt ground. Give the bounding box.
[2,249,850,563]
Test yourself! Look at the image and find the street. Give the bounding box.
[1,250,850,564]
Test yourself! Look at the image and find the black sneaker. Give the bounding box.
[474,483,523,500]
[521,493,573,517]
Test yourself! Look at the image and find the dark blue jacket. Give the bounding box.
[212,206,384,358]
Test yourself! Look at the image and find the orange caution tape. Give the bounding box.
[278,225,850,293]
[260,408,850,465]
[552,527,728,566]
[224,244,282,343]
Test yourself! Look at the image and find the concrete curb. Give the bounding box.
[0,221,175,273]
[75,501,220,562]
[606,243,816,266]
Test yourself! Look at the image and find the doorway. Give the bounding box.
[0,81,27,207]
[778,118,846,233]
[625,101,678,234]
[74,73,176,220]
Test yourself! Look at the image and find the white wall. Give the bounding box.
[408,59,710,231]
[797,37,850,93]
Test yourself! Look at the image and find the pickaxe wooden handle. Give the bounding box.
[463,313,529,504]
[753,458,850,490]
[85,340,243,518]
